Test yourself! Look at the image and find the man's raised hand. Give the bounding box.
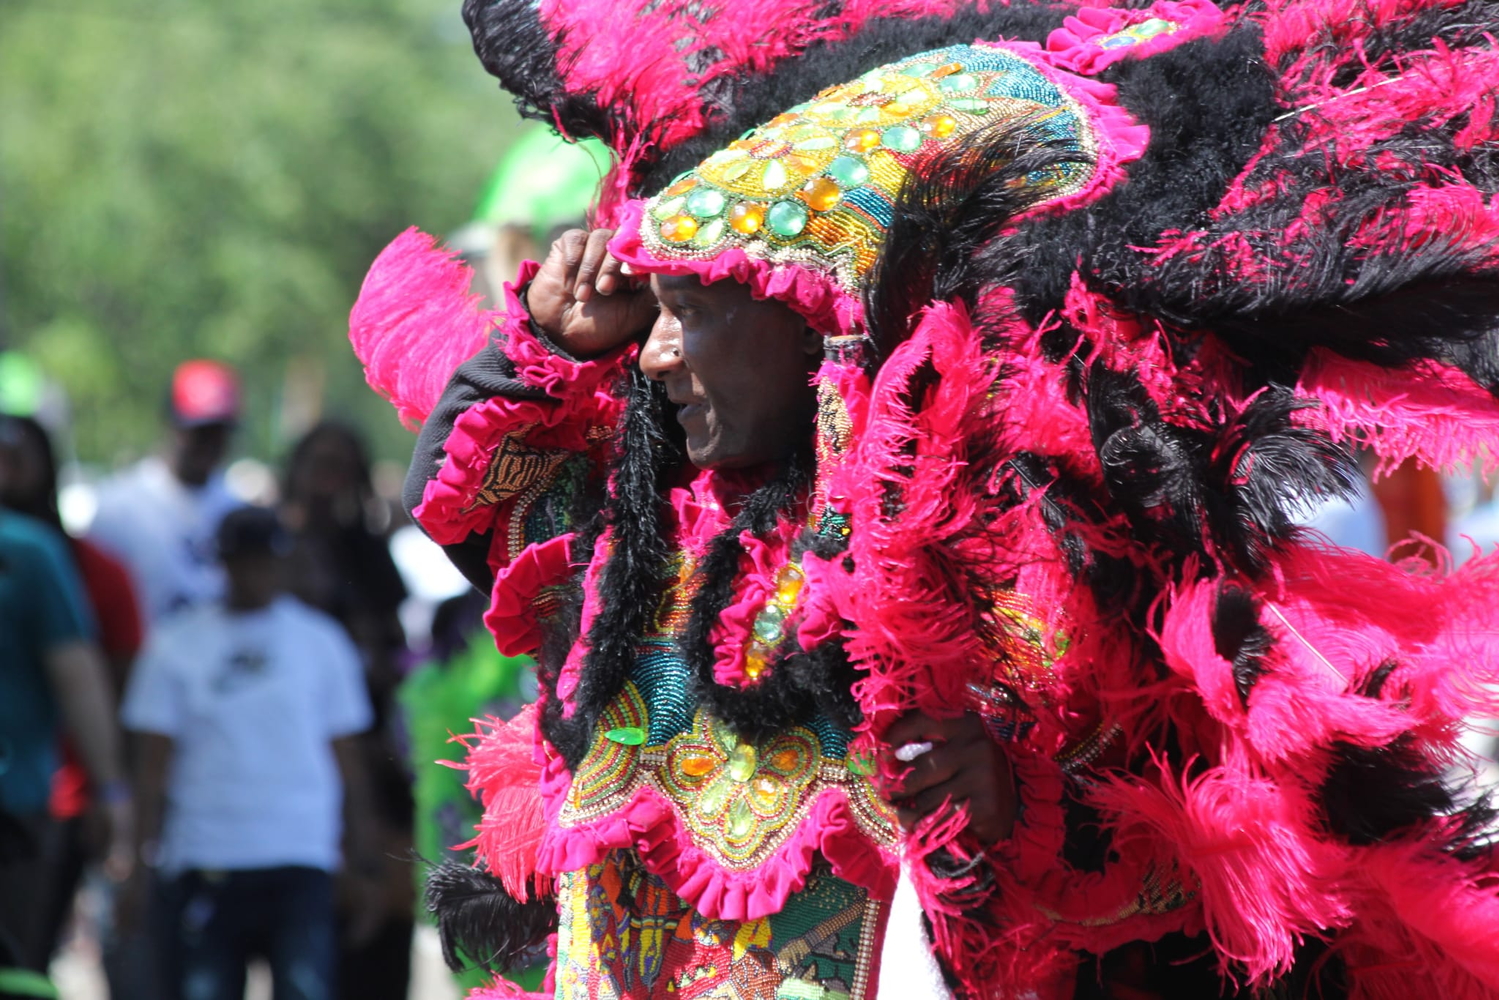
[527,228,658,357]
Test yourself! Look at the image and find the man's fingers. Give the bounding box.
[882,710,944,748]
[573,229,617,301]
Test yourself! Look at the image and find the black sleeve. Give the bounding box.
[404,338,549,593]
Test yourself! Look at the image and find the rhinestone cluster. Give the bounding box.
[640,43,1099,292]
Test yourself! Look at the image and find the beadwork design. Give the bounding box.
[639,43,1099,291]
[744,563,805,680]
[461,423,572,514]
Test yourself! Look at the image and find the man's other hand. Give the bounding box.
[880,710,1018,846]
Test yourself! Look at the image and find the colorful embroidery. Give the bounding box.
[660,713,821,865]
[462,423,571,514]
[639,44,1098,292]
[555,854,882,1000]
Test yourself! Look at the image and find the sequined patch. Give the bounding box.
[462,423,572,514]
[639,43,1099,292]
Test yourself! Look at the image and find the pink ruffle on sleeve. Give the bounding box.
[535,752,896,921]
[1045,0,1228,75]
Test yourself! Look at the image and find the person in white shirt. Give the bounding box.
[89,359,243,622]
[121,506,376,1000]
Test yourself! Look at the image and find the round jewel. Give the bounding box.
[766,200,808,237]
[684,187,726,218]
[826,155,870,187]
[798,177,842,212]
[659,214,699,242]
[880,125,922,152]
[728,201,767,234]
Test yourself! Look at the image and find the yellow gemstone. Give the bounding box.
[751,776,780,804]
[844,128,882,152]
[922,113,958,138]
[664,176,697,197]
[660,214,698,242]
[679,753,716,778]
[931,61,964,78]
[744,652,766,680]
[782,152,821,176]
[798,177,842,212]
[728,202,766,235]
[727,743,757,782]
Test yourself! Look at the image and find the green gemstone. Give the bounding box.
[881,125,922,152]
[766,200,808,237]
[855,106,882,124]
[847,752,876,776]
[727,798,755,840]
[697,778,731,816]
[901,62,934,77]
[727,743,758,783]
[722,160,752,182]
[651,196,685,220]
[692,217,725,247]
[753,605,786,643]
[685,187,726,218]
[793,136,837,150]
[948,98,992,113]
[939,73,979,93]
[605,727,645,746]
[761,159,788,190]
[826,155,870,187]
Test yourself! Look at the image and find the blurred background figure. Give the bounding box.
[0,436,132,987]
[89,360,243,622]
[0,416,143,971]
[279,421,413,1000]
[120,506,376,1000]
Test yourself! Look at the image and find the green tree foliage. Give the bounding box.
[0,0,520,467]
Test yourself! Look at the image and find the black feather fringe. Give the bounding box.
[425,862,557,974]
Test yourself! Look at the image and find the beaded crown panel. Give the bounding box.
[638,43,1099,292]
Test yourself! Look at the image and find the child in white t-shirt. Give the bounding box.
[121,506,375,1000]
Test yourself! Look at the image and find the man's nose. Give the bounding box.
[639,314,684,381]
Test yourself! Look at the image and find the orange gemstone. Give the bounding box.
[729,138,756,151]
[664,176,698,197]
[728,202,766,235]
[844,128,881,152]
[798,177,842,212]
[660,214,698,242]
[744,652,766,680]
[751,776,780,802]
[679,754,716,777]
[771,748,800,771]
[922,113,958,139]
[931,61,964,78]
[769,113,799,127]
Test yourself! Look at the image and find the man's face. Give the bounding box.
[170,422,233,487]
[640,274,820,470]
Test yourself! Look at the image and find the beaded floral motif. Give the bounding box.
[558,687,898,869]
[639,43,1098,291]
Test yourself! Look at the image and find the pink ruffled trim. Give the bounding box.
[976,39,1152,217]
[483,535,574,658]
[1045,0,1228,76]
[536,752,897,921]
[610,202,864,337]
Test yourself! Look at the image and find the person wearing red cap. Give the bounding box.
[89,360,244,623]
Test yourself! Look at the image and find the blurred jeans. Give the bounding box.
[155,866,336,1000]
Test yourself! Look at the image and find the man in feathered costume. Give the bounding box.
[350,0,1499,996]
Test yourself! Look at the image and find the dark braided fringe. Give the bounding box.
[677,452,837,743]
[540,368,678,768]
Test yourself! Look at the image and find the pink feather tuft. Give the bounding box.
[349,227,497,430]
[450,703,548,900]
